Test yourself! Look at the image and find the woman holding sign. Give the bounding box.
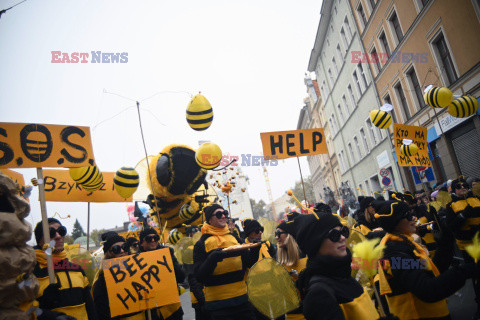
[92,232,146,320]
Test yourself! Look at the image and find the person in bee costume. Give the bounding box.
[242,218,276,260]
[138,228,185,320]
[286,212,380,320]
[376,200,479,320]
[33,218,97,320]
[276,218,307,320]
[353,196,385,240]
[193,204,261,320]
[92,232,146,320]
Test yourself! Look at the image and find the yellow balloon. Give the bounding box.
[114,167,139,198]
[69,166,103,192]
[400,143,419,157]
[448,95,479,118]
[168,229,183,245]
[196,142,222,169]
[179,204,195,221]
[186,94,213,131]
[369,110,392,129]
[423,86,453,108]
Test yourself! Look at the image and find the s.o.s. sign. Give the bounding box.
[0,123,96,168]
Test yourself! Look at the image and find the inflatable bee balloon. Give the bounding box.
[69,165,103,192]
[423,86,453,108]
[179,203,195,221]
[196,142,222,170]
[114,167,139,199]
[370,109,392,129]
[186,94,213,131]
[400,143,419,157]
[448,95,479,118]
[168,229,183,245]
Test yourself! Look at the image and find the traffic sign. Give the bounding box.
[382,176,391,186]
[380,168,389,177]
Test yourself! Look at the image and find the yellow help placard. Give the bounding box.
[103,248,180,317]
[260,128,327,160]
[43,170,131,202]
[393,123,431,167]
[0,122,95,168]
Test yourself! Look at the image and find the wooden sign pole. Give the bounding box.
[37,168,56,284]
[297,157,307,203]
[87,202,91,251]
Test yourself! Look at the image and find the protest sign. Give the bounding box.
[43,170,131,202]
[103,248,180,317]
[260,128,327,160]
[393,124,431,167]
[0,122,95,168]
[0,168,25,187]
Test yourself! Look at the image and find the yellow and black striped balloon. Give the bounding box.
[186,94,213,131]
[114,167,139,199]
[179,204,195,221]
[69,166,103,192]
[448,95,479,118]
[168,229,183,245]
[400,143,419,157]
[370,109,392,129]
[423,86,452,108]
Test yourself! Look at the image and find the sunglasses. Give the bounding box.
[215,210,229,219]
[110,243,129,255]
[253,227,264,234]
[49,226,67,238]
[145,235,160,243]
[455,184,468,190]
[274,230,287,238]
[327,226,349,242]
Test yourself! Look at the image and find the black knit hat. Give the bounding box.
[314,202,332,214]
[204,204,225,223]
[360,196,375,213]
[286,211,300,222]
[34,218,62,245]
[284,212,342,257]
[140,228,159,244]
[102,232,125,253]
[277,220,287,231]
[375,200,411,233]
[451,177,469,191]
[125,237,139,248]
[242,219,263,236]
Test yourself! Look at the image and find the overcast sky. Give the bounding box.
[0,0,322,236]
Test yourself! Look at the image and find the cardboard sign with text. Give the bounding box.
[0,122,95,168]
[393,123,431,167]
[0,168,25,187]
[103,248,180,317]
[260,128,327,160]
[43,170,132,202]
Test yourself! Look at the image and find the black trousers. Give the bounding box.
[209,302,256,320]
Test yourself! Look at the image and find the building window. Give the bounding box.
[360,128,370,154]
[327,38,330,47]
[383,94,398,125]
[365,180,371,195]
[342,95,351,115]
[379,31,391,58]
[337,104,345,124]
[332,114,338,133]
[353,71,363,95]
[357,3,367,27]
[358,63,368,87]
[359,183,363,194]
[342,150,349,170]
[323,80,329,97]
[330,25,334,34]
[337,44,344,63]
[348,143,356,163]
[334,5,338,15]
[332,57,339,76]
[406,67,425,111]
[354,136,363,159]
[434,33,458,85]
[394,82,410,120]
[328,69,334,86]
[366,118,378,145]
[344,17,353,41]
[389,11,403,44]
[348,84,356,107]
[340,28,348,51]
[370,46,381,73]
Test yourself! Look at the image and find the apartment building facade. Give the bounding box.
[349,0,480,189]
[305,0,403,198]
